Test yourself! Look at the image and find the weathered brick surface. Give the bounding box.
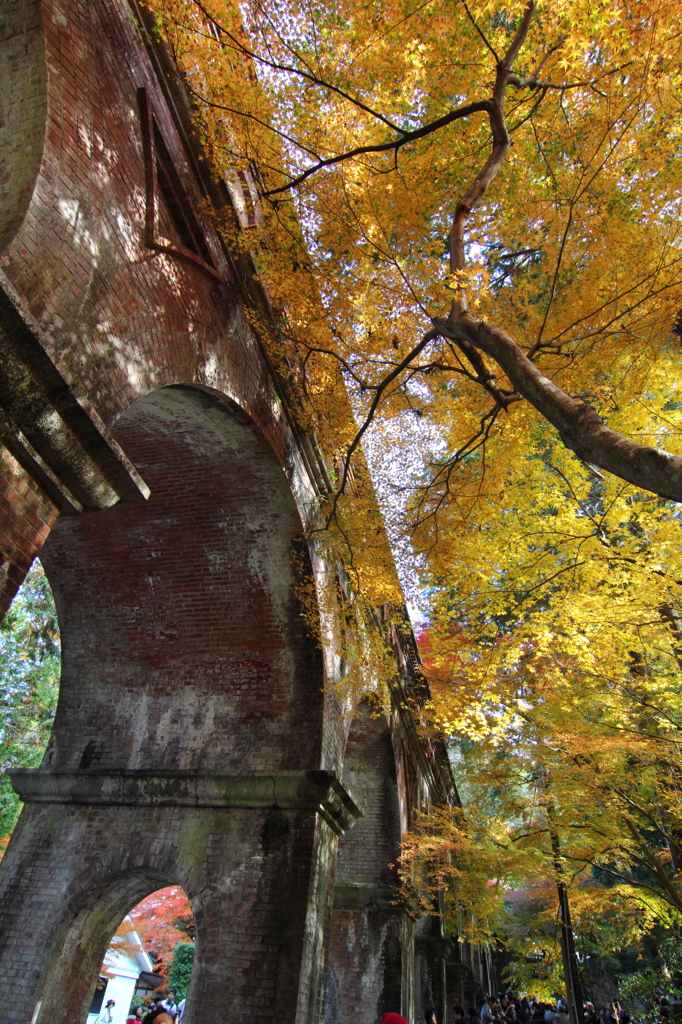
[0,448,57,602]
[0,0,486,1019]
[40,386,323,774]
[0,0,315,615]
[0,0,46,252]
[0,800,326,1024]
[0,383,333,1024]
[336,706,401,891]
[328,704,405,1024]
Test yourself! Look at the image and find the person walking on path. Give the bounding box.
[96,999,115,1024]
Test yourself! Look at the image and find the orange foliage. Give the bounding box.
[130,886,194,979]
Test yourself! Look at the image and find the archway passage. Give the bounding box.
[0,386,346,1024]
[87,885,194,1024]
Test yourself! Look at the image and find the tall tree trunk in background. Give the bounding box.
[549,818,584,1024]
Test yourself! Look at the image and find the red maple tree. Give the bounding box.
[129,886,194,980]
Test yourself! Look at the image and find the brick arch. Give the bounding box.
[0,0,46,252]
[328,699,408,1024]
[40,384,323,774]
[35,866,178,1024]
[0,0,487,1016]
[0,384,346,1024]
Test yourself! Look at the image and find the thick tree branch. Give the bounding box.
[448,333,521,407]
[434,312,682,503]
[507,66,632,92]
[622,816,682,914]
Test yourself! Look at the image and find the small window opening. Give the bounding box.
[152,123,214,267]
[137,87,220,281]
[87,886,194,1024]
[225,161,263,231]
[205,17,222,43]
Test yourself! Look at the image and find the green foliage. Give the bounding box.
[0,562,60,839]
[617,937,682,1021]
[618,969,666,1022]
[168,943,194,1000]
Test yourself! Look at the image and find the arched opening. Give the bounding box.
[0,560,59,847]
[33,869,179,1024]
[86,885,195,1024]
[0,385,332,1024]
[328,698,405,1024]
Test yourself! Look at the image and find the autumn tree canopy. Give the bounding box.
[146,0,682,974]
[147,0,682,502]
[131,886,194,981]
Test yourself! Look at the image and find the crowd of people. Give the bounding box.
[95,989,185,1024]
[94,989,670,1024]
[458,996,633,1024]
[382,992,655,1024]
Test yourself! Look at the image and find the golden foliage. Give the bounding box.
[144,0,682,954]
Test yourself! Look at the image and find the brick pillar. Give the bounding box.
[327,703,407,1024]
[0,386,358,1024]
[415,926,448,1024]
[0,776,357,1024]
[445,942,485,1020]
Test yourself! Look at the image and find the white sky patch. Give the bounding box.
[361,408,446,625]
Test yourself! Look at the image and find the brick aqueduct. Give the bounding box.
[0,2,491,1022]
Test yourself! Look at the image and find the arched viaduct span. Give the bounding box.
[0,1,489,1021]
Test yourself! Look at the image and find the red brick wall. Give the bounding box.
[40,386,323,774]
[0,448,57,607]
[0,382,332,1024]
[0,0,312,613]
[0,0,46,251]
[336,707,401,890]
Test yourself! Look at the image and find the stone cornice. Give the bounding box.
[8,768,362,836]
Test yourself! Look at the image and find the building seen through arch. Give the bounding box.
[84,885,194,1024]
[86,916,154,1024]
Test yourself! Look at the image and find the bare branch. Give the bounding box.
[264,101,492,196]
[191,0,404,133]
[532,36,567,78]
[448,332,521,407]
[507,61,632,92]
[181,79,323,161]
[459,0,501,63]
[318,329,440,530]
